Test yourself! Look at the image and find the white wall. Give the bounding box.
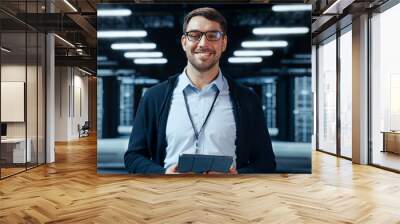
[1,65,30,138]
[73,73,89,137]
[1,65,26,81]
[55,66,69,141]
[54,67,89,141]
[1,63,46,163]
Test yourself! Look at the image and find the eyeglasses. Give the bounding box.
[184,31,224,42]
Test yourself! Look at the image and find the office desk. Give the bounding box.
[1,138,31,163]
[381,131,400,154]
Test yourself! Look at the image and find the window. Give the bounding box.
[371,3,400,171]
[339,28,352,158]
[317,36,337,154]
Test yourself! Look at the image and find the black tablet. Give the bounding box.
[177,154,233,173]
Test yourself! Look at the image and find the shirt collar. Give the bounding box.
[176,68,225,93]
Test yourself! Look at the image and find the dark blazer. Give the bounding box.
[124,74,276,174]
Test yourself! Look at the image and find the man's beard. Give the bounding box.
[186,50,219,72]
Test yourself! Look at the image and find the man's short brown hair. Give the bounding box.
[183,7,227,34]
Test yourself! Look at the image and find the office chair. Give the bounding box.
[78,121,90,138]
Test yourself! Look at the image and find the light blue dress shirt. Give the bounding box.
[165,69,237,169]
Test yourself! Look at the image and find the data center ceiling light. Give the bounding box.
[241,41,288,48]
[281,59,311,64]
[98,61,118,66]
[233,50,273,57]
[63,0,78,12]
[287,68,311,74]
[134,58,168,64]
[294,53,311,59]
[133,78,160,85]
[97,30,147,38]
[97,56,107,61]
[111,43,156,50]
[97,69,113,76]
[54,34,75,48]
[124,52,163,58]
[253,27,309,35]
[97,9,132,17]
[228,57,262,63]
[272,4,312,12]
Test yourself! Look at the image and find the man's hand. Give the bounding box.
[165,164,180,174]
[204,167,238,175]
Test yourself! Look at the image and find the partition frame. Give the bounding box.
[0,0,47,180]
[315,23,353,161]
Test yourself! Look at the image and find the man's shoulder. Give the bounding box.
[142,74,179,100]
[144,80,169,97]
[145,75,177,97]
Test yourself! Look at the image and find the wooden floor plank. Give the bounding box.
[0,135,400,223]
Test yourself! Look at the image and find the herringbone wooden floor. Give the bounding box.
[1,135,400,224]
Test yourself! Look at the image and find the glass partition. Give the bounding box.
[1,30,28,177]
[339,28,352,158]
[38,32,45,165]
[27,30,38,169]
[371,3,400,171]
[317,36,337,154]
[0,1,46,179]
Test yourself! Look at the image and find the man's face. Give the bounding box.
[181,16,227,72]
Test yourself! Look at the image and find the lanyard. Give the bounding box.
[183,87,220,154]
